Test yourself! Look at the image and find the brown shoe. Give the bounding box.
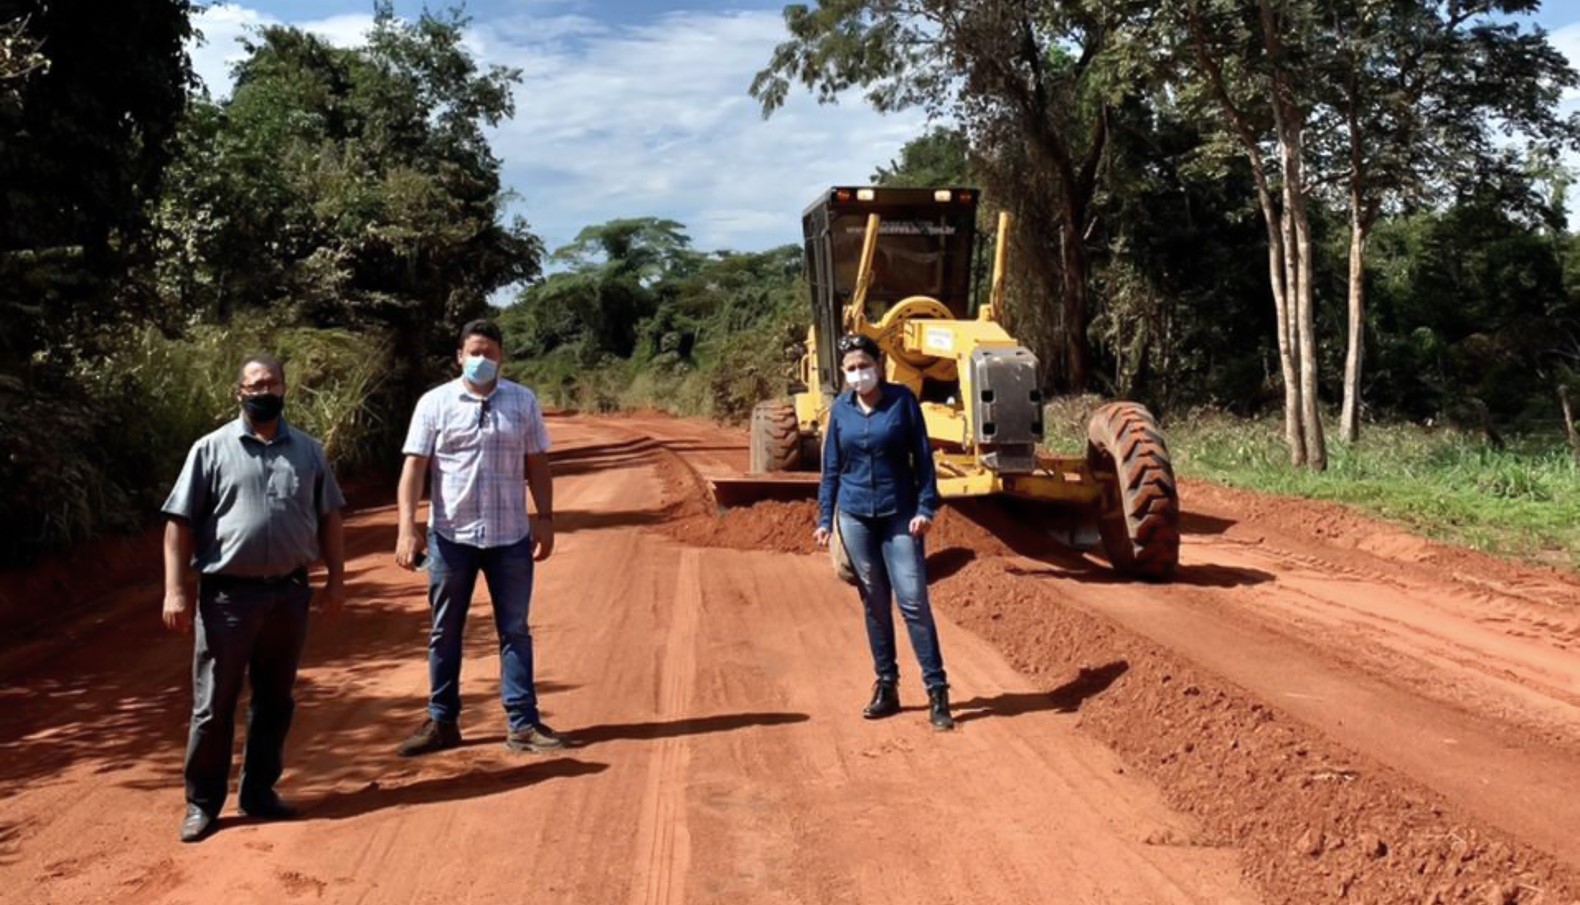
[504,722,567,752]
[397,717,462,757]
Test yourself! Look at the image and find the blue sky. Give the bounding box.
[190,1,1580,266]
[188,0,929,262]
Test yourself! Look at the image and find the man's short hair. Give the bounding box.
[459,319,503,348]
[238,353,286,386]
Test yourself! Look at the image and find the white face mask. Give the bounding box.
[844,366,878,394]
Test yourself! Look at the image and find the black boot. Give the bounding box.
[928,686,955,731]
[862,680,900,719]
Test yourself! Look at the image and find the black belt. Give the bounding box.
[203,568,308,590]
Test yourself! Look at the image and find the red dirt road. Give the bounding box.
[2,412,1579,905]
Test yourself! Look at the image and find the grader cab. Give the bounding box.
[711,186,1180,580]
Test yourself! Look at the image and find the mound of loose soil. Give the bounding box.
[932,555,1580,905]
[648,444,1580,904]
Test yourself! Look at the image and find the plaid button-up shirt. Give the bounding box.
[403,378,552,549]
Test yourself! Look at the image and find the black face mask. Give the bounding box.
[242,393,285,424]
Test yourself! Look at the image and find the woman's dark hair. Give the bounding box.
[835,333,880,363]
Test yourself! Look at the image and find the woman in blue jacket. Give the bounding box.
[814,334,953,731]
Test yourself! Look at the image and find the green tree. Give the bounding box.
[752,1,1135,393]
[153,3,540,395]
[872,127,972,187]
[1162,0,1333,467]
[508,218,695,363]
[0,0,194,372]
[1320,0,1579,442]
[1365,187,1576,433]
[0,0,196,564]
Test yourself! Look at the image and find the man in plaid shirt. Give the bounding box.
[393,319,565,755]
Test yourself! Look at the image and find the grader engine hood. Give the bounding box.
[968,346,1043,474]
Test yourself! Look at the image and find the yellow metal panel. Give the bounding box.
[920,403,967,446]
[933,458,1103,506]
[937,472,1001,498]
[794,391,829,433]
[1003,473,1103,506]
[901,319,1017,357]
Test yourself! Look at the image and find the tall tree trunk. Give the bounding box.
[1263,196,1305,466]
[1341,202,1368,443]
[1060,211,1091,393]
[1264,0,1325,472]
[1340,54,1369,447]
[1560,384,1580,466]
[1186,0,1307,466]
[1281,139,1325,470]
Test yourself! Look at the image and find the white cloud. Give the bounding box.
[189,5,374,96]
[478,9,928,252]
[188,4,271,96]
[1543,20,1580,221]
[295,13,377,49]
[1551,21,1580,102]
[188,4,936,254]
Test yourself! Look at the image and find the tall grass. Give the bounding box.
[114,325,390,472]
[0,325,388,566]
[1175,413,1580,566]
[508,316,798,424]
[1043,398,1580,568]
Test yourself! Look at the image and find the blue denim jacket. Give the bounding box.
[817,383,942,530]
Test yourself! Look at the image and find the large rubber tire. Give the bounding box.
[1086,402,1180,580]
[750,399,802,473]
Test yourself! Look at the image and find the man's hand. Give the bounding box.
[813,526,832,548]
[395,525,426,571]
[533,518,555,561]
[162,588,193,633]
[315,577,347,621]
[908,515,932,538]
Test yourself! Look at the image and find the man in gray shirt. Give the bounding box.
[161,353,346,843]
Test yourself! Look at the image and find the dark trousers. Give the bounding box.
[185,572,311,816]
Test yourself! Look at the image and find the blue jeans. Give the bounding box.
[837,511,947,690]
[426,530,540,731]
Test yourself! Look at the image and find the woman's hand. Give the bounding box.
[908,515,932,538]
[814,526,832,548]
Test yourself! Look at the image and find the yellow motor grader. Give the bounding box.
[711,186,1179,580]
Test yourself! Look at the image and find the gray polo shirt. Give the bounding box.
[162,416,346,578]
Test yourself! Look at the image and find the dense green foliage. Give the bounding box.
[0,2,536,565]
[500,221,805,420]
[4,0,1580,569]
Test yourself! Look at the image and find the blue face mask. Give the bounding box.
[463,354,498,385]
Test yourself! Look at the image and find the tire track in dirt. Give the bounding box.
[616,410,1580,905]
[627,548,701,905]
[10,408,1577,905]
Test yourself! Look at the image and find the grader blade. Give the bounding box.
[706,473,821,509]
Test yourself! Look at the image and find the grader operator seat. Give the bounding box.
[800,186,979,400]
